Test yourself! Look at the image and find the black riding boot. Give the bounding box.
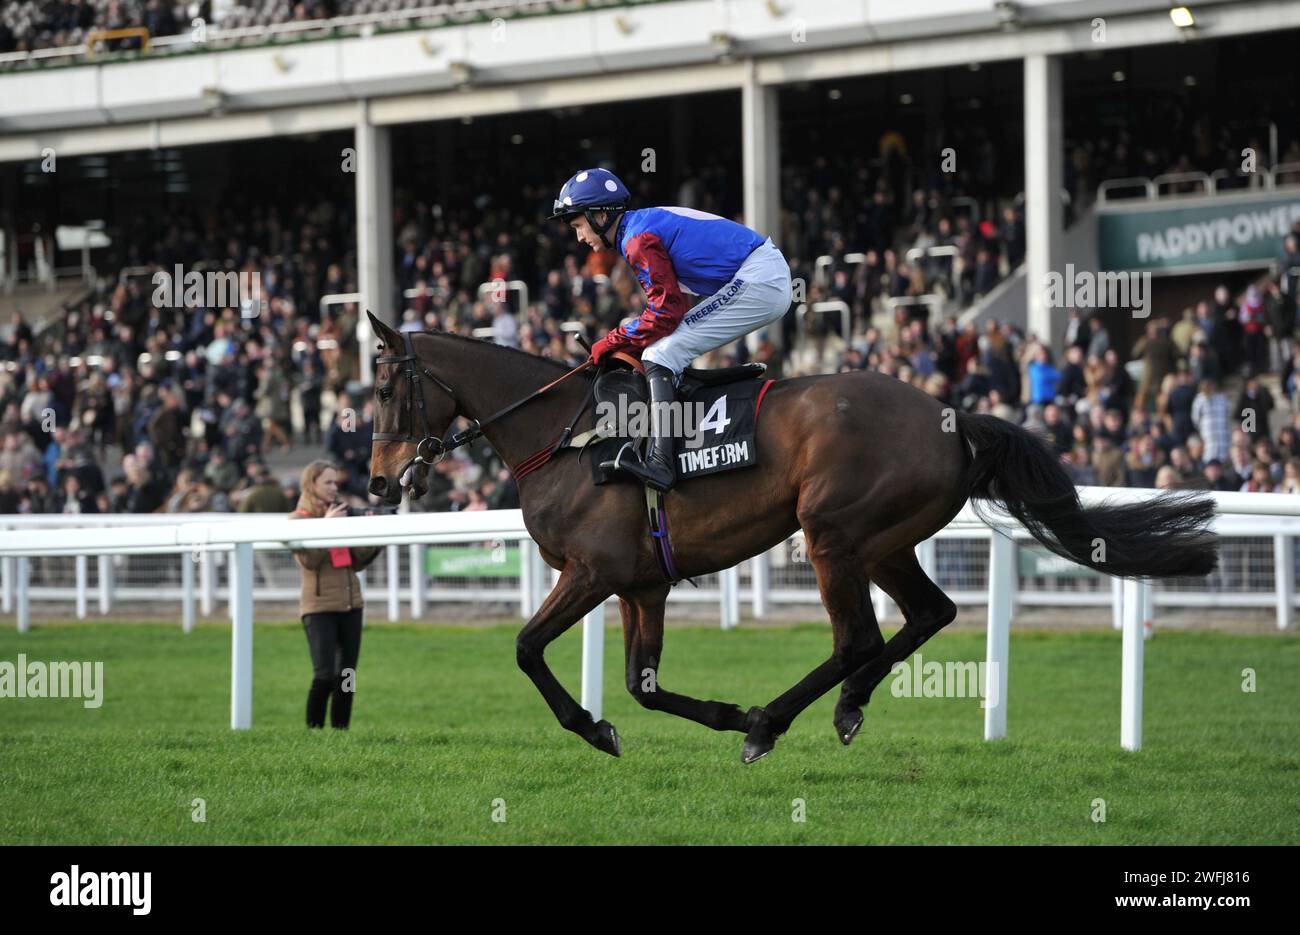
[601,363,677,492]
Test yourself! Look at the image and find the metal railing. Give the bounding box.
[813,252,866,289]
[795,300,851,341]
[884,294,944,325]
[1097,164,1300,204]
[85,27,151,57]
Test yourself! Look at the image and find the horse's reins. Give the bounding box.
[373,330,592,479]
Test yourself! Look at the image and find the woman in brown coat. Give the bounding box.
[288,460,382,729]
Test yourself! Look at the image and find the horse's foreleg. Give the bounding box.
[834,548,957,744]
[742,537,884,763]
[516,562,620,756]
[620,591,749,734]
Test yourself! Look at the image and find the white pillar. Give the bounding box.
[181,552,195,634]
[386,544,400,622]
[741,58,781,240]
[1274,534,1294,631]
[984,528,1014,741]
[581,601,605,721]
[1023,54,1064,348]
[408,543,425,618]
[750,552,769,618]
[229,543,254,730]
[355,100,394,387]
[15,555,29,633]
[1121,578,1147,751]
[75,554,88,620]
[97,554,113,615]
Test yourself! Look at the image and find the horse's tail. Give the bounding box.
[954,412,1218,578]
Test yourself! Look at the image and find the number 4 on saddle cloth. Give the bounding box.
[587,361,772,486]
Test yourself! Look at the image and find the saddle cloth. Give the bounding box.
[588,363,770,485]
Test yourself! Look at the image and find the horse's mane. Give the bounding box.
[380,329,575,375]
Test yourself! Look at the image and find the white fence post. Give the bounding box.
[75,554,88,620]
[1121,578,1147,751]
[199,550,215,616]
[229,543,254,730]
[871,583,889,622]
[408,543,425,619]
[1111,575,1123,630]
[721,565,740,629]
[181,553,195,634]
[97,554,113,614]
[1274,533,1294,631]
[15,556,29,633]
[581,601,605,720]
[750,552,769,618]
[984,528,1014,741]
[519,538,536,619]
[386,545,400,622]
[1,554,11,613]
[917,537,937,580]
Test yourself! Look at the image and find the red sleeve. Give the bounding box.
[599,232,690,353]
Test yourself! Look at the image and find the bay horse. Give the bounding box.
[364,312,1218,763]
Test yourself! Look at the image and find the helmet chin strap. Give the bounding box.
[588,209,622,249]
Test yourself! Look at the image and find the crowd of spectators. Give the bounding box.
[5,127,1300,522]
[804,227,1300,495]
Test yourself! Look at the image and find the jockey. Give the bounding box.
[549,167,793,491]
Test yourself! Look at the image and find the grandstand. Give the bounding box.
[1,0,1299,531]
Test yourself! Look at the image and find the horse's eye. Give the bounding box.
[378,388,392,402]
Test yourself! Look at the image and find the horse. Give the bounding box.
[364,312,1219,763]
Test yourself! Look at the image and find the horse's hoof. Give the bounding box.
[741,736,774,764]
[741,706,776,763]
[835,709,864,746]
[593,719,621,757]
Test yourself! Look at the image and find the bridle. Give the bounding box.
[373,330,464,468]
[372,330,593,480]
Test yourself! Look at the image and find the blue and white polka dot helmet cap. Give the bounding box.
[550,168,631,219]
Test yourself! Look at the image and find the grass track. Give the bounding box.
[1,622,1297,844]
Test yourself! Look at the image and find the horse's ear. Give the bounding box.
[367,310,402,353]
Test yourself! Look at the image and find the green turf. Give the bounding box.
[1,621,1297,844]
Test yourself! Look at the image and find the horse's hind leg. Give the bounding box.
[742,531,884,763]
[834,547,957,744]
[620,590,749,733]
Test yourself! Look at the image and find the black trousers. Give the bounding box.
[302,607,363,729]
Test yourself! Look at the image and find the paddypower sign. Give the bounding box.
[1098,192,1300,271]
